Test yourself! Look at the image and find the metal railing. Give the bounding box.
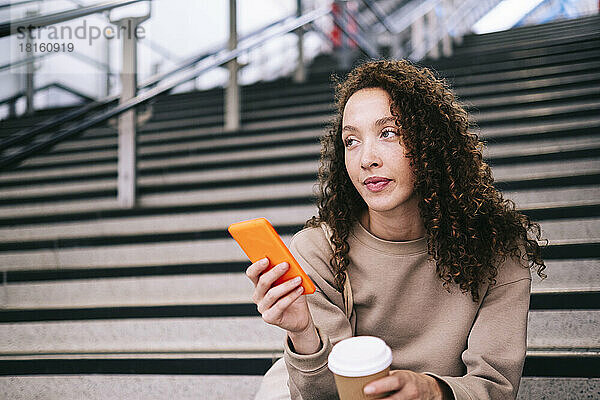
[0,11,296,153]
[0,6,334,168]
[0,0,493,209]
[0,0,145,37]
[0,82,94,106]
[368,0,503,60]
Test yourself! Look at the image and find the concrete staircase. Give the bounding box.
[0,14,599,399]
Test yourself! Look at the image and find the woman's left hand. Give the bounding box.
[363,370,451,399]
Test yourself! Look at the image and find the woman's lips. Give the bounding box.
[365,180,391,192]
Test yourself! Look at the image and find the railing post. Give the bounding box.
[105,26,112,97]
[452,0,464,46]
[426,8,439,59]
[25,10,36,116]
[411,13,424,60]
[225,0,240,132]
[441,0,453,57]
[8,100,17,119]
[293,0,306,83]
[336,0,352,70]
[112,15,149,209]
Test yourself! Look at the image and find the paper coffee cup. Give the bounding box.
[328,336,393,400]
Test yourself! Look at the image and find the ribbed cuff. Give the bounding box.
[423,373,473,400]
[284,326,332,373]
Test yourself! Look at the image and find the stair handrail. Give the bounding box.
[367,0,503,60]
[376,0,439,35]
[0,82,95,106]
[0,11,297,151]
[0,0,147,37]
[0,5,341,169]
[139,14,292,90]
[408,0,503,60]
[358,0,396,33]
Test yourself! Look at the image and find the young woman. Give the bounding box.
[246,59,546,400]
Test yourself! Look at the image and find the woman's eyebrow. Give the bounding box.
[374,116,397,126]
[342,116,397,132]
[342,125,358,133]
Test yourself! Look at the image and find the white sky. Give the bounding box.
[472,0,546,34]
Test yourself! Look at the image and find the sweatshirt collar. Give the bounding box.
[351,219,428,255]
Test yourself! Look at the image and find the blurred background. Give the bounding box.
[0,0,598,398]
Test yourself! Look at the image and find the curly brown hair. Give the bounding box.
[305,59,547,302]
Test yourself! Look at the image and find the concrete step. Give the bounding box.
[534,258,600,291]
[502,186,600,209]
[443,47,600,79]
[152,90,333,114]
[1,273,255,309]
[473,99,600,124]
[0,235,276,271]
[0,181,314,219]
[461,15,599,44]
[452,30,600,57]
[490,158,598,181]
[0,204,314,242]
[1,259,596,310]
[0,217,596,271]
[0,317,286,355]
[150,92,335,122]
[484,134,600,159]
[517,377,600,400]
[0,310,596,355]
[455,71,600,98]
[49,126,321,155]
[1,375,598,400]
[0,128,322,181]
[120,102,333,134]
[468,85,600,109]
[0,375,264,400]
[451,42,600,75]
[459,21,600,49]
[15,140,321,171]
[435,36,600,72]
[480,115,600,141]
[451,60,600,87]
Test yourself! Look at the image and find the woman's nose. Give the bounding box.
[360,142,382,169]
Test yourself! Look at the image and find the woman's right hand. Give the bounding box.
[246,257,313,334]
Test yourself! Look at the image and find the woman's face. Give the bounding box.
[342,87,418,217]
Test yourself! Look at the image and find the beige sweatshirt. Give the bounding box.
[283,220,531,400]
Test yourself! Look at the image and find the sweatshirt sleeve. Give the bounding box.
[424,250,532,400]
[283,227,354,400]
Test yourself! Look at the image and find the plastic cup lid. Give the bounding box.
[328,336,393,377]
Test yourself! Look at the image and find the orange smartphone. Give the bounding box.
[228,217,316,295]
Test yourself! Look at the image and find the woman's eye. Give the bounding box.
[381,129,398,138]
[344,138,356,147]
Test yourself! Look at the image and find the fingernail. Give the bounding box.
[280,262,289,269]
[364,386,375,394]
[293,276,302,284]
[261,258,268,265]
